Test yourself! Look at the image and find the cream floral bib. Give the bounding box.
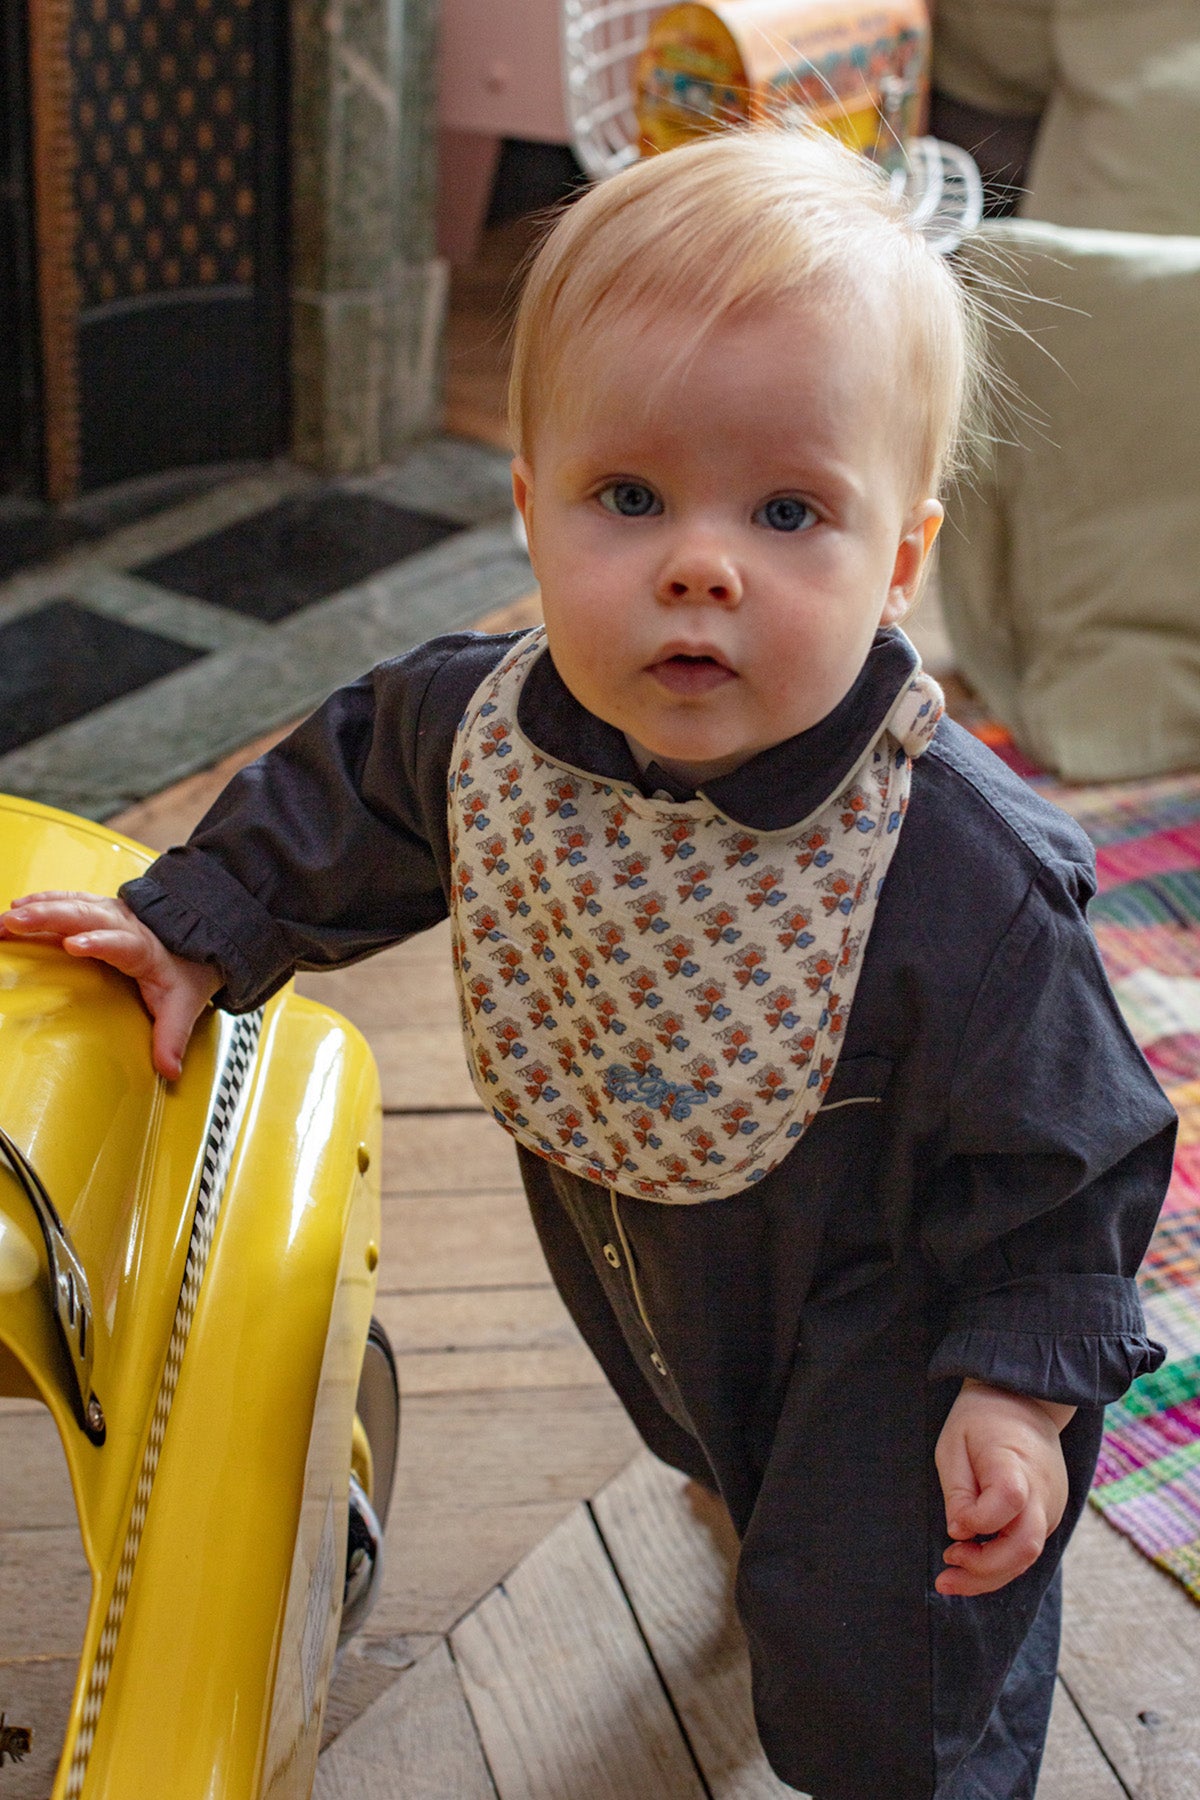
[447,631,942,1203]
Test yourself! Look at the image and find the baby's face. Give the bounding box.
[513,290,942,786]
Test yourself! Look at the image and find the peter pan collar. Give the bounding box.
[514,629,922,831]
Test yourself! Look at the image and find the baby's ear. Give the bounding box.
[511,458,534,533]
[881,499,943,625]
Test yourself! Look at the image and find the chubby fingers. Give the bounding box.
[935,1423,1047,1597]
[149,972,219,1080]
[936,1448,1045,1597]
[2,892,132,944]
[936,1498,1050,1597]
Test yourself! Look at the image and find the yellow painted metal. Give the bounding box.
[0,793,383,1798]
[351,1413,375,1502]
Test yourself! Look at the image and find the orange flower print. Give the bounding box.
[655,818,697,861]
[480,717,511,759]
[662,937,698,979]
[555,824,591,866]
[614,851,650,889]
[528,989,555,1030]
[698,903,740,946]
[718,1024,757,1066]
[592,921,628,963]
[677,862,713,904]
[466,974,494,1014]
[633,893,667,934]
[719,1099,755,1138]
[685,1127,726,1166]
[624,967,660,1009]
[545,777,580,817]
[727,944,770,988]
[722,832,758,869]
[777,907,814,951]
[742,866,785,910]
[688,978,730,1023]
[795,830,831,872]
[754,1066,792,1104]
[481,833,508,874]
[803,952,836,994]
[491,1018,526,1059]
[594,993,626,1035]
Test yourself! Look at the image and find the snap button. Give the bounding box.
[650,1351,667,1376]
[603,1243,621,1268]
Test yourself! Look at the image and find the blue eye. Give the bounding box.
[757,495,815,532]
[598,481,661,518]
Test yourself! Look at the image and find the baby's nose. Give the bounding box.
[655,545,743,606]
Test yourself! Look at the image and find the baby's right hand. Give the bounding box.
[0,892,221,1080]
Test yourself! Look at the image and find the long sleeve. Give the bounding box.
[923,864,1176,1406]
[119,631,515,1011]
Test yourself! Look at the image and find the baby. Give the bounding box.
[2,128,1174,1798]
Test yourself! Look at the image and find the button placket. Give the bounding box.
[609,1188,672,1383]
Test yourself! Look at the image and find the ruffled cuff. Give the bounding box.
[120,850,296,1014]
[928,1274,1166,1407]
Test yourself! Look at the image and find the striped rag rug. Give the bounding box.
[970,718,1200,1601]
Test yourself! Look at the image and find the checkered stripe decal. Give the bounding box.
[64,1010,262,1796]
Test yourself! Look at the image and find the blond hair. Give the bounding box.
[508,126,987,495]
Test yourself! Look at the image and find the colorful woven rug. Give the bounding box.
[966,715,1200,1601]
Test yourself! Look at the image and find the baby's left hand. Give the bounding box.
[934,1378,1074,1597]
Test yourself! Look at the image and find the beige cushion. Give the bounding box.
[938,219,1200,781]
[932,0,1054,117]
[1023,0,1200,234]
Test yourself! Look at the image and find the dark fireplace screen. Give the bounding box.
[27,0,288,498]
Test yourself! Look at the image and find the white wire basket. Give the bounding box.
[562,0,666,182]
[560,0,984,252]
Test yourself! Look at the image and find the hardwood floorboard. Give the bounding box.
[0,1656,86,1800]
[443,216,542,454]
[296,922,462,1036]
[378,1285,578,1353]
[0,1527,92,1658]
[0,1414,77,1531]
[593,1452,797,1798]
[380,1187,550,1291]
[314,1639,497,1799]
[365,1023,479,1111]
[452,1505,708,1800]
[374,1499,581,1640]
[376,1286,608,1395]
[320,1633,444,1753]
[1040,1679,1130,1799]
[1058,1506,1200,1798]
[394,1389,639,1513]
[382,1111,524,1195]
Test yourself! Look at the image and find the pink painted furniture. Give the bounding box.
[438,0,571,263]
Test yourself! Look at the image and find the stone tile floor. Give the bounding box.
[0,436,530,820]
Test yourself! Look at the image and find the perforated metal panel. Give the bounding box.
[71,0,261,307]
[25,0,287,498]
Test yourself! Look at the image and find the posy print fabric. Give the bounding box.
[448,631,943,1202]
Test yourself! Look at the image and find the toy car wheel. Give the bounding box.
[356,1315,399,1527]
[339,1318,400,1644]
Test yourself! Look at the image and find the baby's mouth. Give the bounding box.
[648,653,736,697]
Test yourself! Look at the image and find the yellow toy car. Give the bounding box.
[0,791,397,1798]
